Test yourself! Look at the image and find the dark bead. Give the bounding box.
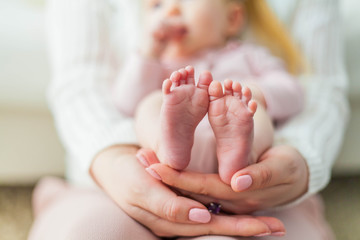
[208,202,221,214]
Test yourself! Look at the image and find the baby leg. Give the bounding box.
[28,178,159,240]
[208,79,273,185]
[135,66,212,170]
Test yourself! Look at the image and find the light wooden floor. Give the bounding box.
[321,176,360,240]
[0,177,359,240]
[0,186,33,240]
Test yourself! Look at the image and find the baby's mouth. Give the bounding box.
[170,25,188,40]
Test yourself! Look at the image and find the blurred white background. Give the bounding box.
[0,0,359,185]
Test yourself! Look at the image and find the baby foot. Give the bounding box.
[158,66,213,170]
[208,79,257,184]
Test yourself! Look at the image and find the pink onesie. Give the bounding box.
[113,41,304,173]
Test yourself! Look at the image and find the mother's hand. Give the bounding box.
[90,145,285,237]
[141,145,308,214]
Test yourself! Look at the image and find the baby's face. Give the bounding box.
[144,0,242,58]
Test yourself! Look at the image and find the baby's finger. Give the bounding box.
[153,29,166,41]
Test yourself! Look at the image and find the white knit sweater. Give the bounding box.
[46,0,349,205]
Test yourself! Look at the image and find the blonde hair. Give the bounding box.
[242,0,305,74]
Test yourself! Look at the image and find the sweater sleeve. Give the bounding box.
[46,0,138,178]
[275,0,350,206]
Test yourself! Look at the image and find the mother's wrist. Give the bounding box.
[90,144,140,182]
[278,145,309,205]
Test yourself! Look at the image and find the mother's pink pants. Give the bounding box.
[28,177,335,240]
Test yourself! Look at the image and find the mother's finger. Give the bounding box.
[135,177,212,224]
[145,164,287,213]
[255,216,286,236]
[109,150,212,225]
[147,163,235,199]
[129,205,283,237]
[230,146,304,192]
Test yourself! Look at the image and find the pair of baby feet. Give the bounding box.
[157,66,257,184]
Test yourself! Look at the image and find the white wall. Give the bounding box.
[0,0,359,185]
[333,0,360,175]
[0,0,49,109]
[0,0,65,185]
[342,0,360,100]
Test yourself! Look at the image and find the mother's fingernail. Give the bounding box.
[145,168,162,181]
[254,232,271,237]
[189,208,211,223]
[235,175,253,191]
[136,153,150,167]
[271,232,286,236]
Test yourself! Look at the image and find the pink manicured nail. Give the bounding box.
[136,153,149,167]
[189,208,211,223]
[271,232,286,236]
[235,175,253,191]
[145,168,162,181]
[254,232,271,237]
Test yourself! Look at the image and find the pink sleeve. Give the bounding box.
[245,46,304,121]
[112,53,165,116]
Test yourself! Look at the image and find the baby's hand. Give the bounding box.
[142,20,187,59]
[141,22,167,58]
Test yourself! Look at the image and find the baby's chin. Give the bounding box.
[161,45,193,61]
